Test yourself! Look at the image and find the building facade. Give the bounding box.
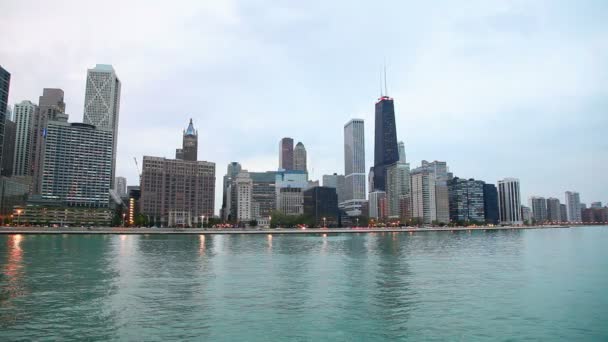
[13,100,37,177]
[303,186,339,227]
[322,173,346,204]
[1,118,16,176]
[235,171,253,222]
[560,204,568,222]
[279,137,294,170]
[83,64,121,189]
[343,119,366,216]
[221,162,242,221]
[368,190,387,220]
[497,178,522,225]
[565,191,582,222]
[421,160,450,224]
[277,187,303,215]
[529,196,548,224]
[448,177,485,223]
[293,142,307,172]
[114,176,127,198]
[372,97,399,191]
[176,119,197,161]
[0,66,9,170]
[483,183,499,225]
[546,197,562,222]
[386,162,411,220]
[41,121,113,208]
[411,168,436,224]
[250,171,277,220]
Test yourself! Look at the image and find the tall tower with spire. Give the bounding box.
[176,118,198,161]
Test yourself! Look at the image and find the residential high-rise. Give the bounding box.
[521,205,532,224]
[41,120,113,207]
[398,141,406,164]
[322,173,346,204]
[369,190,387,220]
[176,119,197,161]
[483,184,499,225]
[497,178,522,225]
[303,186,339,227]
[546,198,562,222]
[591,202,603,209]
[529,196,547,224]
[565,191,582,222]
[448,177,485,223]
[221,162,242,221]
[386,162,411,220]
[13,101,37,177]
[420,160,450,224]
[250,171,277,220]
[114,176,127,198]
[343,119,366,216]
[560,204,568,222]
[1,118,16,176]
[235,171,253,222]
[293,142,307,172]
[411,168,436,224]
[279,137,294,170]
[83,64,121,189]
[32,88,66,194]
[372,96,399,191]
[0,66,10,169]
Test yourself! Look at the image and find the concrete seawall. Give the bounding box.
[0,225,574,235]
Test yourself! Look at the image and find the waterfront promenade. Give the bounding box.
[0,225,572,235]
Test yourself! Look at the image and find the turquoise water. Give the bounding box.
[1,227,607,341]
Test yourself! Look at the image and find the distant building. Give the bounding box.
[1,118,15,176]
[140,120,215,226]
[369,190,387,220]
[279,137,294,170]
[529,196,547,223]
[372,96,399,191]
[386,162,411,220]
[421,161,450,224]
[0,66,10,171]
[582,207,608,223]
[410,168,436,224]
[221,162,242,221]
[0,177,28,216]
[343,119,366,216]
[41,121,113,208]
[294,142,307,172]
[483,184,499,225]
[83,64,121,189]
[13,100,37,177]
[114,176,127,198]
[250,171,277,220]
[303,186,338,227]
[448,177,485,223]
[565,191,582,222]
[591,202,603,209]
[560,204,568,222]
[521,205,532,224]
[323,173,346,204]
[277,187,303,215]
[498,178,522,225]
[546,198,562,222]
[175,119,198,161]
[235,171,253,222]
[397,141,406,164]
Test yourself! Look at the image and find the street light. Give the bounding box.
[16,209,23,226]
[201,215,205,228]
[122,213,126,227]
[323,217,327,228]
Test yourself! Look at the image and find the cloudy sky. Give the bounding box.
[2,0,607,213]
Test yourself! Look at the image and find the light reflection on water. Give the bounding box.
[0,228,607,340]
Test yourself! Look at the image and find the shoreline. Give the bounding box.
[0,225,580,235]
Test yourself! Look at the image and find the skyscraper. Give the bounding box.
[235,171,253,222]
[546,197,562,222]
[294,142,307,172]
[0,66,10,169]
[591,202,602,209]
[221,162,242,221]
[304,186,339,227]
[343,119,366,216]
[368,190,387,220]
[398,141,406,164]
[114,176,127,198]
[560,204,568,222]
[565,191,582,222]
[279,137,294,170]
[448,177,485,223]
[1,117,16,176]
[41,120,113,207]
[373,97,399,191]
[483,184,499,225]
[529,196,547,223]
[413,161,449,224]
[32,88,66,194]
[250,171,277,220]
[13,101,37,177]
[498,178,522,225]
[386,162,411,220]
[176,119,197,161]
[411,168,436,224]
[83,64,121,188]
[322,173,346,204]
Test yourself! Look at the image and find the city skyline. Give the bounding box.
[2,1,607,214]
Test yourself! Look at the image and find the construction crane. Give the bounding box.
[133,157,141,180]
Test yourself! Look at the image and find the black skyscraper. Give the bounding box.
[373,96,399,191]
[0,66,10,170]
[483,183,499,225]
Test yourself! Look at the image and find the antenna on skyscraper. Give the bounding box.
[383,59,388,96]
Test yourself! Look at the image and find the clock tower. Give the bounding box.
[176,118,198,161]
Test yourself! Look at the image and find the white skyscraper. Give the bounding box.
[565,191,582,222]
[114,176,127,198]
[343,119,366,216]
[498,178,522,225]
[235,171,253,222]
[386,162,411,219]
[83,64,121,188]
[13,100,37,176]
[411,168,436,224]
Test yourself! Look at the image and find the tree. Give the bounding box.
[248,219,258,227]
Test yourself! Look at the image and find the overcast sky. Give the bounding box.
[2,0,607,213]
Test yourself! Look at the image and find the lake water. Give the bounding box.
[1,227,607,341]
